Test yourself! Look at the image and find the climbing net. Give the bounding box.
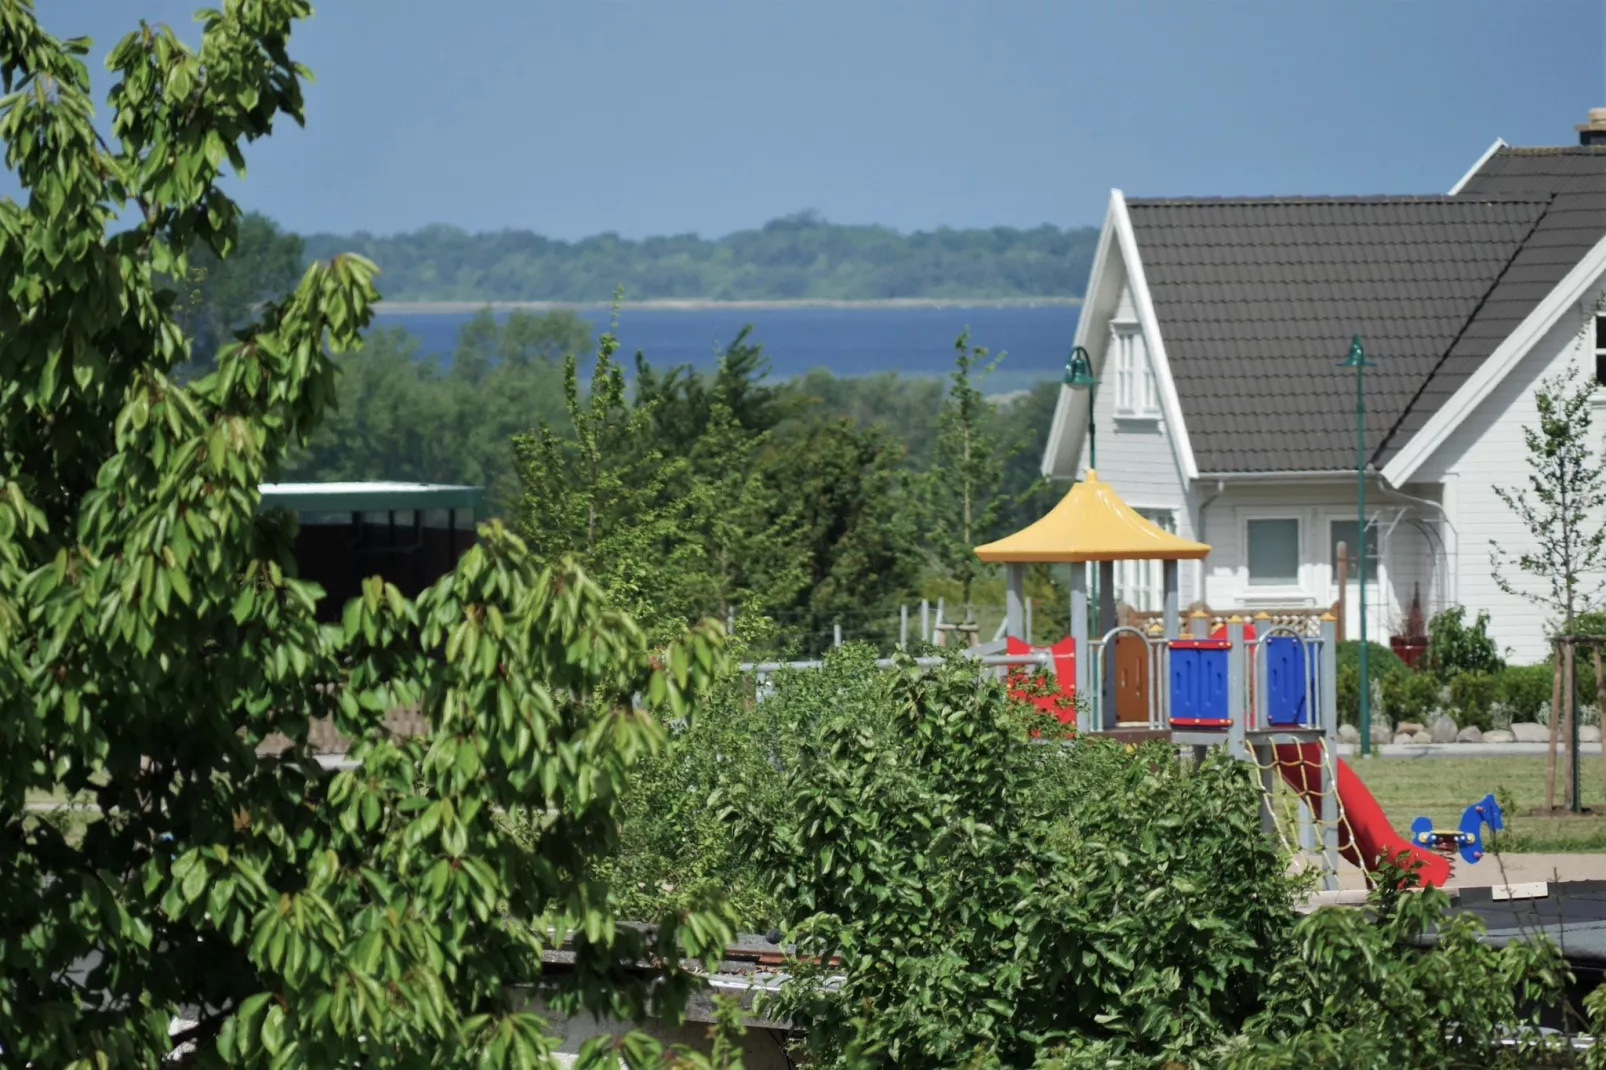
[1241,736,1359,888]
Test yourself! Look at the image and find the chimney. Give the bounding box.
[1577,107,1606,147]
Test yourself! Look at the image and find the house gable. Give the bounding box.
[1041,190,1198,484]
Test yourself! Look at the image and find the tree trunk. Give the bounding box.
[1547,641,1562,811]
[1596,644,1606,810]
[1565,640,1577,812]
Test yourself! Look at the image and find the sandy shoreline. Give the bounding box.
[373,297,1082,315]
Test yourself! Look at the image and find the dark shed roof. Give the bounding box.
[1127,196,1549,473]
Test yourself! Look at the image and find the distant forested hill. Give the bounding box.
[300,211,1098,303]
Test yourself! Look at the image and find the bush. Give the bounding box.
[1335,642,1421,728]
[736,650,1303,1066]
[1422,606,1504,680]
[1448,671,1499,732]
[1497,663,1554,723]
[1571,611,1606,713]
[1336,639,1409,679]
[1380,669,1442,728]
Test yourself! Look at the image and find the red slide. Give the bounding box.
[1272,742,1452,889]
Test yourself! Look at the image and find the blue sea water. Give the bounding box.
[374,305,1080,391]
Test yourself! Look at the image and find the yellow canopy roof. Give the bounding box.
[975,470,1212,563]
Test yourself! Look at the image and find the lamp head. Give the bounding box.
[1063,345,1098,389]
[1337,334,1376,369]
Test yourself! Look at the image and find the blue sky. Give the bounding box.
[32,0,1606,239]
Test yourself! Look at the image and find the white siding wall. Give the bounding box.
[1082,282,1198,596]
[1413,290,1606,664]
[1197,480,1439,640]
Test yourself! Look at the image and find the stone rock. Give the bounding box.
[1338,723,1361,745]
[1430,715,1459,744]
[1412,730,1433,744]
[1582,725,1602,744]
[1455,725,1483,744]
[1371,722,1395,746]
[1396,721,1426,737]
[1510,722,1550,743]
[1392,732,1415,745]
[1482,729,1516,743]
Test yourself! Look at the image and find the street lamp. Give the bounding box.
[1064,345,1100,642]
[1337,335,1375,756]
[1063,345,1099,471]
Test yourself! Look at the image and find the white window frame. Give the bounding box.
[1109,319,1158,419]
[1594,312,1606,388]
[1113,507,1177,612]
[1238,509,1310,602]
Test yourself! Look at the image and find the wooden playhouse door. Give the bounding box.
[1113,634,1150,724]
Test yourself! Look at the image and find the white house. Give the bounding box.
[1042,110,1606,665]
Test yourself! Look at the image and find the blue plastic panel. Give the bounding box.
[1264,636,1308,726]
[1169,641,1228,724]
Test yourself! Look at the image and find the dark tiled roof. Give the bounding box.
[1386,149,1606,456]
[1128,196,1550,473]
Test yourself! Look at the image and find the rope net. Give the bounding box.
[1242,736,1359,884]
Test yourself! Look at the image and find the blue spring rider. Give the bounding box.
[1410,793,1504,866]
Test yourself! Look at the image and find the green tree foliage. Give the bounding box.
[1225,862,1572,1070]
[596,659,796,931]
[514,321,686,632]
[678,650,1580,1069]
[728,649,1298,1067]
[173,211,306,372]
[286,308,589,510]
[923,332,1011,619]
[670,397,810,627]
[759,418,922,651]
[0,5,740,1067]
[302,212,1100,302]
[1492,361,1606,635]
[633,325,796,450]
[1422,605,1504,680]
[991,381,1061,536]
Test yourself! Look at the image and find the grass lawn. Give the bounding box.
[1349,755,1606,853]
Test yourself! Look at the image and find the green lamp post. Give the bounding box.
[1064,344,1100,641]
[1064,345,1099,470]
[1337,335,1376,756]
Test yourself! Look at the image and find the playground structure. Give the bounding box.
[738,471,1495,891]
[967,470,1492,891]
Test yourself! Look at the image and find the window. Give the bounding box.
[1247,518,1300,587]
[1595,313,1606,387]
[1328,519,1381,579]
[1111,322,1158,417]
[1114,510,1176,611]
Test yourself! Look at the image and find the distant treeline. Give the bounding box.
[299,211,1099,303]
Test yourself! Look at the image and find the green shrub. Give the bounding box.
[1380,668,1441,728]
[1571,611,1606,713]
[1422,606,1504,680]
[1334,642,1412,728]
[1337,662,1361,727]
[1448,671,1499,732]
[1497,663,1554,723]
[1336,639,1409,679]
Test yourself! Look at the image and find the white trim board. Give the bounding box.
[1041,194,1119,478]
[1447,137,1506,196]
[1382,229,1606,486]
[1112,189,1200,482]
